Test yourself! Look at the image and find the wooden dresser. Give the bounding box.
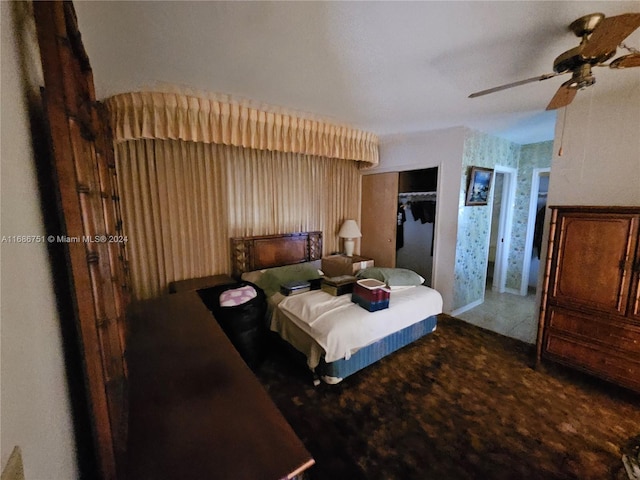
[536,206,640,393]
[126,277,314,479]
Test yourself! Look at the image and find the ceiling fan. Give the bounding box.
[469,12,640,110]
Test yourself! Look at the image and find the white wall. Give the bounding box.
[1,2,78,477]
[534,76,640,319]
[548,79,640,207]
[364,126,466,313]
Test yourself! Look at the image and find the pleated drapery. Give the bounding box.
[105,91,379,165]
[108,91,371,299]
[116,139,362,299]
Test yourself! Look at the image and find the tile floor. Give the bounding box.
[456,288,540,344]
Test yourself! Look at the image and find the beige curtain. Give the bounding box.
[117,139,361,299]
[109,90,371,299]
[106,92,379,165]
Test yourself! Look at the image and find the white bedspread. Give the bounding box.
[274,286,442,367]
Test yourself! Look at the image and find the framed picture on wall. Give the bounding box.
[465,166,494,206]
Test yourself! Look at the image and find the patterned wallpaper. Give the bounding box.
[506,141,553,291]
[453,129,552,311]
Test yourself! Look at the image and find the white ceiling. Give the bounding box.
[75,1,640,145]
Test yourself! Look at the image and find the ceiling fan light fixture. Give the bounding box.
[564,64,596,90]
[564,77,595,90]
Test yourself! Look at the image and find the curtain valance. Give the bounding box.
[104,91,379,165]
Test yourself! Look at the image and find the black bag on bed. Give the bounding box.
[198,281,268,369]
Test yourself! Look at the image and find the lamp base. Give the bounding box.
[344,238,355,257]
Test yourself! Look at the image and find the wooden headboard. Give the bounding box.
[231,231,323,278]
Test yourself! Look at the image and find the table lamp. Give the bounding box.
[338,219,361,257]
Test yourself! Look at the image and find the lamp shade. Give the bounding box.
[338,220,362,239]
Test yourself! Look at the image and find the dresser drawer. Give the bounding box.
[547,306,640,354]
[544,333,640,392]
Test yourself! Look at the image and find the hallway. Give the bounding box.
[456,289,539,344]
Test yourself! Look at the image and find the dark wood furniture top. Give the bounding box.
[231,231,323,278]
[168,274,236,293]
[126,285,314,479]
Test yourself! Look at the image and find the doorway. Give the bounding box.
[396,168,438,287]
[457,165,547,345]
[487,172,504,289]
[486,165,517,294]
[521,168,550,296]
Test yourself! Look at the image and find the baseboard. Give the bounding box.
[450,299,483,317]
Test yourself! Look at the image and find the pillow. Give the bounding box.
[254,262,321,297]
[356,267,425,287]
[241,269,265,284]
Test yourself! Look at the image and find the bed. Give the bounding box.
[231,231,443,384]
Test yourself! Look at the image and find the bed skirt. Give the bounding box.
[315,315,438,383]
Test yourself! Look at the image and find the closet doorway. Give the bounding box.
[396,168,438,287]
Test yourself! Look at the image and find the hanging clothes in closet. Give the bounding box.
[410,201,436,224]
[398,192,437,257]
[533,206,546,259]
[397,203,406,250]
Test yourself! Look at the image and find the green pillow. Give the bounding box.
[255,263,321,297]
[357,267,424,287]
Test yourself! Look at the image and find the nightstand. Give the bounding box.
[321,254,374,278]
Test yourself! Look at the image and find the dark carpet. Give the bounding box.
[255,315,640,480]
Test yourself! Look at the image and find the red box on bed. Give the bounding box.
[351,279,390,312]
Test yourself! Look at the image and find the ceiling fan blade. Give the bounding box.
[582,13,640,59]
[468,73,558,98]
[610,52,640,69]
[546,84,577,111]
